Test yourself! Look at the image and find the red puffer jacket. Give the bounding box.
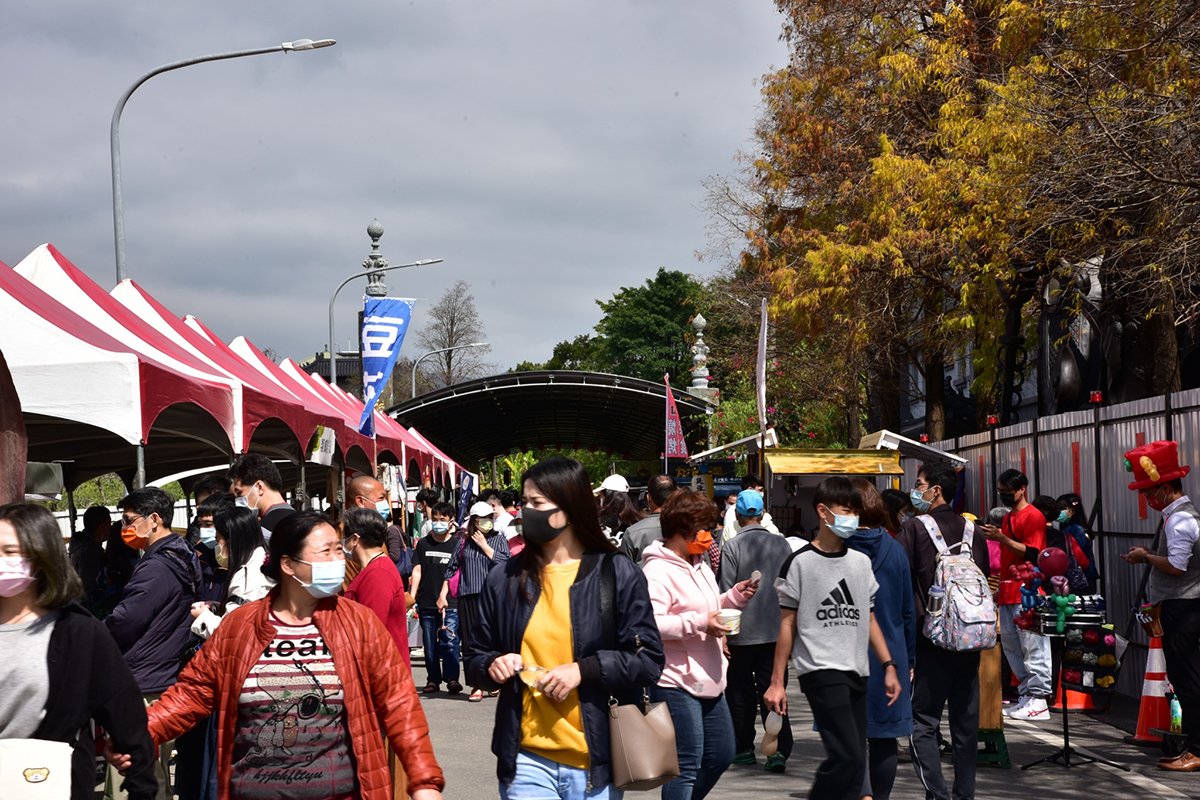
[147,591,444,797]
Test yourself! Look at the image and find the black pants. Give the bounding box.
[727,642,794,758]
[863,737,899,800]
[457,594,481,683]
[910,638,980,800]
[1161,598,1200,756]
[801,670,867,800]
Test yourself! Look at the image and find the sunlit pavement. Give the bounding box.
[417,654,1198,799]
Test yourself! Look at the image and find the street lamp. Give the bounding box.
[411,343,488,398]
[111,38,336,282]
[327,260,444,389]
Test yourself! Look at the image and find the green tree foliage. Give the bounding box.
[591,269,703,385]
[715,0,1200,442]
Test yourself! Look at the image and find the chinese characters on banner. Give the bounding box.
[665,374,689,459]
[358,297,415,435]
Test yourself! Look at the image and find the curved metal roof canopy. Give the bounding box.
[387,371,714,466]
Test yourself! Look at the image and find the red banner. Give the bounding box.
[665,375,689,459]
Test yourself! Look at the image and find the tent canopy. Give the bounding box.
[1,244,459,490]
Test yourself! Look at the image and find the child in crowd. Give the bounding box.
[765,476,901,800]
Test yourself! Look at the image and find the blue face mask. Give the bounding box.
[431,521,450,535]
[375,500,391,519]
[198,526,217,549]
[826,513,860,539]
[292,558,346,598]
[910,487,932,513]
[1057,510,1069,524]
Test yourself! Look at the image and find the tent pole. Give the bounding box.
[134,444,146,489]
[67,487,78,533]
[297,460,308,510]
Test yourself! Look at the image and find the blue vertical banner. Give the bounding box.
[456,471,475,526]
[358,297,415,435]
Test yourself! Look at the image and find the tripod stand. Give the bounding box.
[1021,635,1129,771]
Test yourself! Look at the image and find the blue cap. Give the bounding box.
[735,489,764,517]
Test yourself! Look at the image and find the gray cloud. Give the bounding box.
[0,1,786,371]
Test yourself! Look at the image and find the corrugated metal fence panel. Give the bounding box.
[1035,420,1096,504]
[959,442,993,517]
[1172,389,1200,483]
[995,422,1034,483]
[1100,398,1167,535]
[1100,532,1154,695]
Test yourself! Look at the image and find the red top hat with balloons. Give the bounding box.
[1124,440,1191,491]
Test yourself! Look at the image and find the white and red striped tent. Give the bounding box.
[1,243,457,489]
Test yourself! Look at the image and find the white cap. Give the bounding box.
[593,474,630,495]
[469,500,494,517]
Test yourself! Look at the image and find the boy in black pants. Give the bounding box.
[766,477,901,798]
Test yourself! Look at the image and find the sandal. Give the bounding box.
[487,689,500,697]
[468,688,484,702]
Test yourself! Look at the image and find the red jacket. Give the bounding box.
[147,592,444,798]
[345,554,411,670]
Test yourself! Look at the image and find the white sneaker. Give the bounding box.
[1008,698,1050,720]
[1002,696,1029,717]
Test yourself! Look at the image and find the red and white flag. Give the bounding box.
[665,374,689,459]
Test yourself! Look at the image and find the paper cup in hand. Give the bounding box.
[761,710,784,756]
[716,609,742,635]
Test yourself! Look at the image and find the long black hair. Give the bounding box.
[516,457,614,597]
[213,506,266,610]
[1057,493,1091,536]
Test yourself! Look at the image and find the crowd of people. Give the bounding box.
[2,441,1199,799]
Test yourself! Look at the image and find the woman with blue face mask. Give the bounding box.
[132,512,446,800]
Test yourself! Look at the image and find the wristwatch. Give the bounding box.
[880,660,897,670]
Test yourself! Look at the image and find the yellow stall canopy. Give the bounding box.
[765,449,904,476]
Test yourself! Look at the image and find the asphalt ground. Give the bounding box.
[416,651,1199,799]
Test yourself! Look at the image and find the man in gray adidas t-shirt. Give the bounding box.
[765,477,900,800]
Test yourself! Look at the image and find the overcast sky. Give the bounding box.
[1,2,786,373]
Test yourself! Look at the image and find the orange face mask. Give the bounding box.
[121,523,149,550]
[687,529,714,556]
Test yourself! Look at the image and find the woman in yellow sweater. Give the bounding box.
[464,456,665,798]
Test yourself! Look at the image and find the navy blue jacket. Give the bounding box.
[847,526,916,739]
[463,551,665,789]
[105,534,201,693]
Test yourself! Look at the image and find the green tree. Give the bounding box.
[591,268,703,386]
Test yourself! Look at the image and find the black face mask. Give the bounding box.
[998,491,1017,507]
[521,506,568,545]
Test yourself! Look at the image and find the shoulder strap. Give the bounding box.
[599,553,616,650]
[917,514,950,555]
[962,519,975,549]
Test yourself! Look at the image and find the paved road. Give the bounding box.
[416,653,1197,799]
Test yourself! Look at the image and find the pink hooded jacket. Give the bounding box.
[641,540,750,698]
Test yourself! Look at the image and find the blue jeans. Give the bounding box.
[418,607,460,685]
[500,749,621,799]
[650,686,734,800]
[998,604,1052,697]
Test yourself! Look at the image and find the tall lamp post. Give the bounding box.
[411,343,488,398]
[111,38,336,282]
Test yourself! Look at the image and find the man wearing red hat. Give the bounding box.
[1121,439,1200,772]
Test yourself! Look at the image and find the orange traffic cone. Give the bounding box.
[1125,636,1170,745]
[1051,682,1096,712]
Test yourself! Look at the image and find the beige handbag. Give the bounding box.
[0,738,73,800]
[599,554,680,791]
[608,692,680,791]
